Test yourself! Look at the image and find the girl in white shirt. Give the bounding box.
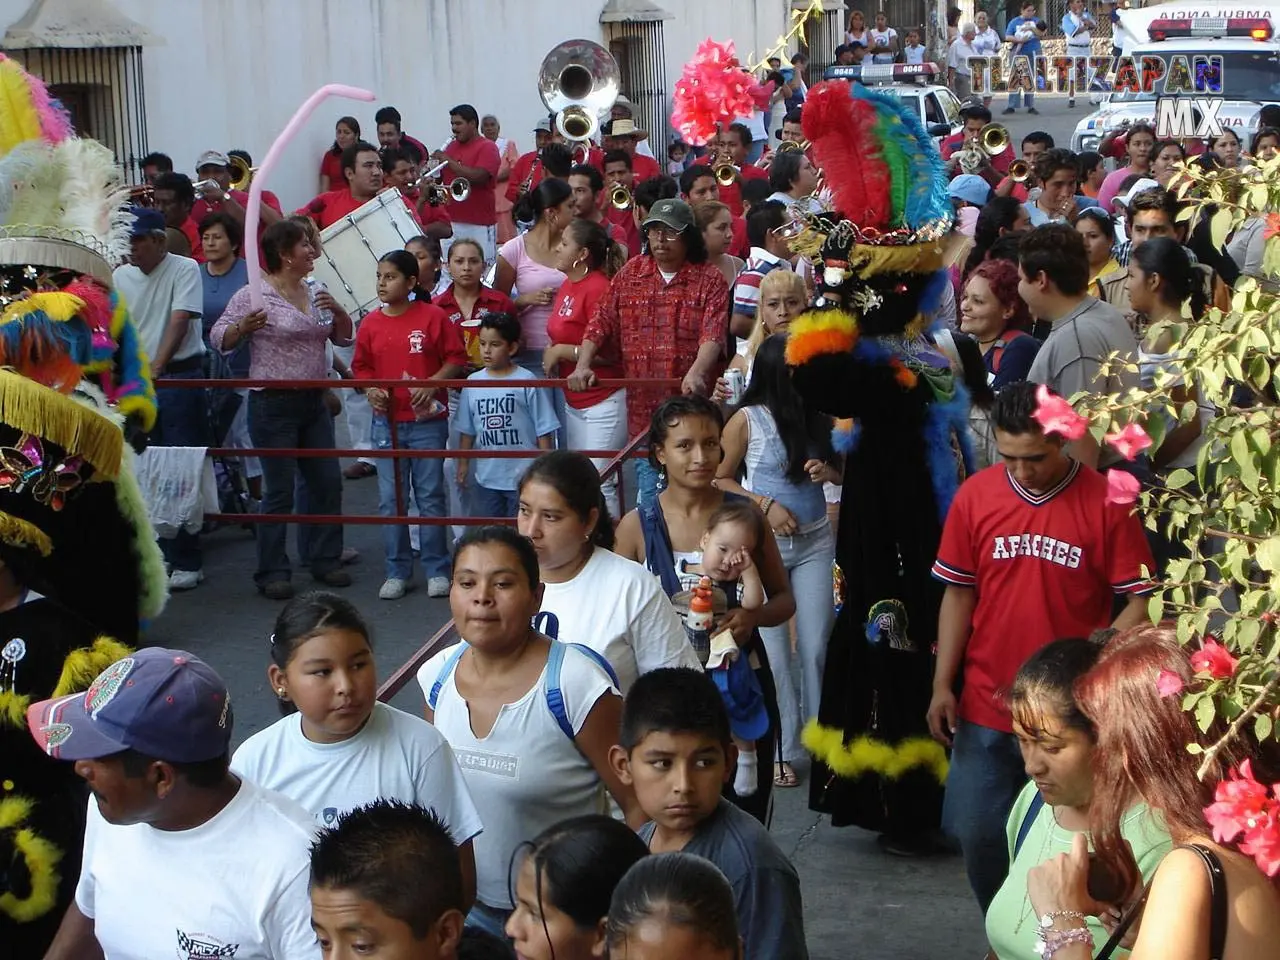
[517,450,701,693]
[231,592,484,907]
[417,527,643,939]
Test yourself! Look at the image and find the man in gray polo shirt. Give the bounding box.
[1018,223,1139,469]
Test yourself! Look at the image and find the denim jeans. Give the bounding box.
[153,364,212,572]
[465,901,511,940]
[372,416,449,581]
[941,719,1028,911]
[1006,85,1035,109]
[760,520,836,763]
[471,484,520,519]
[564,389,627,518]
[248,389,343,584]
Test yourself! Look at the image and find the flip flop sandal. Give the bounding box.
[774,762,800,788]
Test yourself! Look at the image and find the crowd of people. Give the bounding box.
[27,36,1278,957]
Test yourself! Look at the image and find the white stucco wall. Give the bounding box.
[0,0,792,210]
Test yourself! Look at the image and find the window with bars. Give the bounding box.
[8,46,148,180]
[606,21,670,157]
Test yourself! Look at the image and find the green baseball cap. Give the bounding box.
[642,198,695,233]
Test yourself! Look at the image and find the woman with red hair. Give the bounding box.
[959,259,1038,390]
[1027,626,1280,959]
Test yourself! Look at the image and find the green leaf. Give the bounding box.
[1232,430,1260,492]
[1186,741,1204,755]
[1255,713,1274,742]
[1259,537,1280,573]
[1195,695,1217,733]
[1165,468,1194,491]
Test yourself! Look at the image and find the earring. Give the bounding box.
[276,687,286,696]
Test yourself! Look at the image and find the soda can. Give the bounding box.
[723,368,745,406]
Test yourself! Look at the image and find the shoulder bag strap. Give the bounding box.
[1185,844,1228,960]
[638,498,682,598]
[427,643,468,711]
[1013,792,1045,859]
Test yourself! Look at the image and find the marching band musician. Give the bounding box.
[374,105,429,164]
[505,117,555,209]
[432,104,501,261]
[601,119,660,181]
[566,163,630,255]
[602,149,642,257]
[679,165,750,259]
[193,149,283,265]
[298,140,384,229]
[940,105,1011,188]
[713,123,771,217]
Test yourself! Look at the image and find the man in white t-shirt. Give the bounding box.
[29,649,320,960]
[1060,0,1097,107]
[948,23,982,102]
[113,206,208,591]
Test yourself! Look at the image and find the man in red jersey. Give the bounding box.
[715,123,770,217]
[602,150,642,258]
[506,117,554,207]
[431,104,501,262]
[927,380,1155,912]
[567,163,628,254]
[298,141,384,229]
[191,150,282,252]
[601,119,660,182]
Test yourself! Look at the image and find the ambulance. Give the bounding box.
[1071,2,1280,152]
[822,63,966,142]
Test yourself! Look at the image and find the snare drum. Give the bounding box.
[310,189,421,318]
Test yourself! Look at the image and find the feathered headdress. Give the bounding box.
[0,55,152,429]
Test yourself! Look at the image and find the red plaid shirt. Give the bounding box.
[585,256,729,438]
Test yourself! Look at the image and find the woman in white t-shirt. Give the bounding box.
[517,451,702,693]
[868,12,899,64]
[231,592,485,907]
[417,527,643,939]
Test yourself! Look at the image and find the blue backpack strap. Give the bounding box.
[544,641,621,741]
[1013,791,1045,859]
[638,497,682,598]
[427,643,468,711]
[533,610,560,639]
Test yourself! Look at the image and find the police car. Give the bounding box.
[822,63,965,141]
[1072,5,1280,152]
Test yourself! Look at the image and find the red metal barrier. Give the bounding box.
[155,375,670,701]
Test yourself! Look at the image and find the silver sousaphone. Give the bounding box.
[538,39,620,145]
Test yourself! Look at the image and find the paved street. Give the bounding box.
[140,101,1094,953]
[992,90,1085,160]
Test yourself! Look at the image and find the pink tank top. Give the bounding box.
[498,235,565,350]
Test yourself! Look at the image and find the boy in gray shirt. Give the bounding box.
[611,668,808,960]
[1019,224,1139,469]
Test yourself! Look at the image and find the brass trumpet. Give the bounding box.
[777,139,810,154]
[979,123,1010,156]
[1008,159,1031,183]
[426,179,472,205]
[714,163,738,187]
[610,184,633,210]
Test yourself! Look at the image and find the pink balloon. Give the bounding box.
[245,84,376,311]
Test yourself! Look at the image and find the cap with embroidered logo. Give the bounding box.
[26,647,232,762]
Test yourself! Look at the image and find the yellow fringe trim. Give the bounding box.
[0,370,122,477]
[0,688,28,729]
[803,719,950,783]
[114,392,156,433]
[0,795,63,923]
[785,309,859,366]
[52,636,133,699]
[0,291,86,326]
[0,510,51,555]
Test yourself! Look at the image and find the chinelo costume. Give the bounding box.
[786,78,975,853]
[0,55,166,954]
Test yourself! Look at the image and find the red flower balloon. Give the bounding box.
[671,39,758,146]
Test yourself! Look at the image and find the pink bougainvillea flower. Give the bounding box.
[1205,761,1280,875]
[1189,637,1239,679]
[1104,423,1153,461]
[1104,469,1141,505]
[1155,669,1184,697]
[1031,384,1088,440]
[1263,212,1280,241]
[670,39,756,146]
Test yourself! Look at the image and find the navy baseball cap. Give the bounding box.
[27,648,232,762]
[128,206,166,237]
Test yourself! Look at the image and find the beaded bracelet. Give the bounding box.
[1034,924,1092,958]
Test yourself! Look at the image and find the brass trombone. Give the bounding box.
[609,184,632,210]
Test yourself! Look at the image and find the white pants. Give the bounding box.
[564,389,627,519]
[444,223,497,264]
[332,342,373,465]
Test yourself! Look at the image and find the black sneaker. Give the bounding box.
[1002,107,1016,115]
[260,580,294,601]
[1028,107,1040,115]
[314,568,353,588]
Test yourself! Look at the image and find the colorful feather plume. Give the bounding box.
[801,81,891,230]
[785,308,859,366]
[849,84,951,230]
[0,55,70,156]
[53,138,132,264]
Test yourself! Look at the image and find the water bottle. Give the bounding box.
[684,577,715,666]
[303,277,333,325]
